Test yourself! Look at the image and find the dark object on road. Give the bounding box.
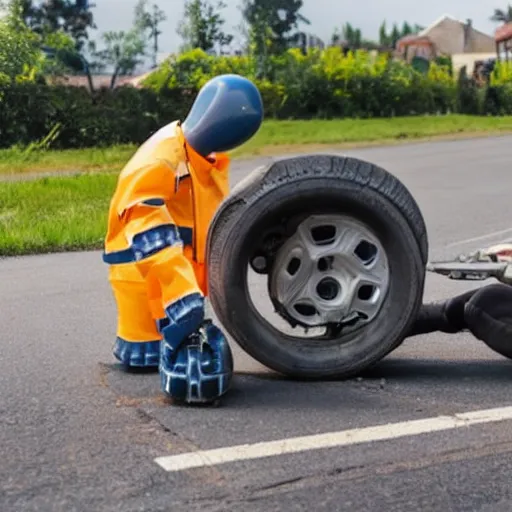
[206,154,428,379]
[419,244,512,359]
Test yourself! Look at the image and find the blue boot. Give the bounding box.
[113,337,161,368]
[160,320,234,404]
[113,292,204,369]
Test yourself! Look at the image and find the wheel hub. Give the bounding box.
[268,214,390,328]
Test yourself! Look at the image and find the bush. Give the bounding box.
[456,66,482,115]
[2,47,512,149]
[0,82,194,149]
[490,61,512,86]
[143,47,458,119]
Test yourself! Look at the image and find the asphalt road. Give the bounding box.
[3,135,512,512]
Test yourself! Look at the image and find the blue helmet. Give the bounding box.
[181,74,264,157]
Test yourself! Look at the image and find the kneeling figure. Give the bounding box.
[102,74,263,404]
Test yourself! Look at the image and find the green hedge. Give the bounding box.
[2,48,512,149]
[0,83,195,149]
[143,48,461,119]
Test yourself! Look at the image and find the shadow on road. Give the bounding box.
[101,355,512,411]
[362,357,512,382]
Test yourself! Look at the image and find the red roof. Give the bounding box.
[396,35,434,50]
[496,23,512,43]
[49,74,146,89]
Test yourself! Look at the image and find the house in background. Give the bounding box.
[495,22,512,61]
[48,72,155,91]
[289,32,326,52]
[396,14,495,62]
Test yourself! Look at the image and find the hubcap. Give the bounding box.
[269,214,390,328]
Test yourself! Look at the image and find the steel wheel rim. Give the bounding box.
[268,214,390,330]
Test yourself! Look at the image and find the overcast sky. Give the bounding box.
[88,0,504,55]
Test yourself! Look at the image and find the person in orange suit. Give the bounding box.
[102,74,263,404]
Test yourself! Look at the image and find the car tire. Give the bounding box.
[206,154,428,379]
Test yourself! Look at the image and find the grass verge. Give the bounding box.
[2,115,512,176]
[0,173,117,256]
[3,114,512,256]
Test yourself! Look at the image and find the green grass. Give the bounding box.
[3,114,512,256]
[3,115,512,176]
[0,172,117,256]
[233,115,512,155]
[0,145,136,176]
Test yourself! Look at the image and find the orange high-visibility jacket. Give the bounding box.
[103,121,230,301]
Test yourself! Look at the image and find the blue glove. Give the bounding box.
[160,319,234,404]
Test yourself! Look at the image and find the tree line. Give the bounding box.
[2,0,512,89]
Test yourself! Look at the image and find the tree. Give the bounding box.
[401,21,412,36]
[379,21,389,46]
[341,22,362,48]
[177,0,233,54]
[88,0,149,89]
[134,0,167,68]
[18,0,96,51]
[378,20,423,48]
[331,23,370,49]
[0,0,42,81]
[40,27,86,76]
[490,5,512,23]
[240,0,310,57]
[0,0,79,82]
[390,23,401,47]
[89,31,146,88]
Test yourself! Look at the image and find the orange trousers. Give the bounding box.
[108,245,206,343]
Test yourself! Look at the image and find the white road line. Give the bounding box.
[154,405,512,472]
[446,228,512,248]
